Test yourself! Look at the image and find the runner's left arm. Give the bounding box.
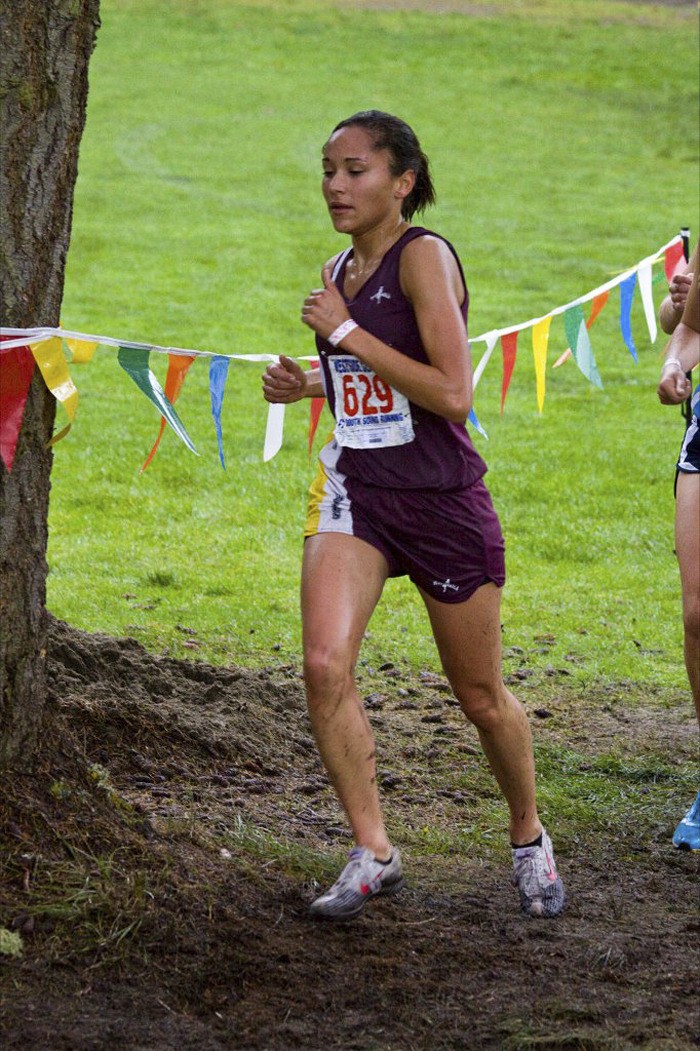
[300,238,472,422]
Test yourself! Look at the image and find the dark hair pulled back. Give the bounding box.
[331,110,436,221]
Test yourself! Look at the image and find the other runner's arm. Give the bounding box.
[658,261,700,405]
[660,246,697,337]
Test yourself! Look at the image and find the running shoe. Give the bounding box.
[309,846,404,920]
[672,791,700,851]
[512,828,566,918]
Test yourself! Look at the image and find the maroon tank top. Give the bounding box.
[315,227,487,491]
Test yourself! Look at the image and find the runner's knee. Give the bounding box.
[683,593,700,645]
[303,646,354,712]
[454,681,508,730]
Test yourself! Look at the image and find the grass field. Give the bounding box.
[5,10,700,1044]
[50,0,699,691]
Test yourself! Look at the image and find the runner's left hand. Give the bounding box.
[301,268,350,339]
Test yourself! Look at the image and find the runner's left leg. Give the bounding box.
[420,581,541,845]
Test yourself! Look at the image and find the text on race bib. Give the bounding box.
[328,355,415,450]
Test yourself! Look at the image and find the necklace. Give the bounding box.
[348,224,408,279]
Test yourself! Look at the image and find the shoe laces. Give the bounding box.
[513,845,552,895]
[330,847,375,893]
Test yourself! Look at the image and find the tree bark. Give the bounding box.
[0,0,100,768]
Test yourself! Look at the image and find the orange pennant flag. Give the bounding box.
[554,291,610,369]
[586,291,609,329]
[142,353,195,471]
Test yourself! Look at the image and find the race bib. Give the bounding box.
[328,355,415,449]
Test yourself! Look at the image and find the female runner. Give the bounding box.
[262,110,566,920]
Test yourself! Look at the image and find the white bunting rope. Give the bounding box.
[0,234,681,358]
[0,326,319,359]
[471,234,680,341]
[0,234,684,463]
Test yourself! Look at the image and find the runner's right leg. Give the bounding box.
[301,532,391,859]
[675,471,700,717]
[673,472,700,850]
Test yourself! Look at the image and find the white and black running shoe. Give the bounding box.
[310,846,404,920]
[512,829,566,918]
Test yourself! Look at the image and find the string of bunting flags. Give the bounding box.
[0,232,688,474]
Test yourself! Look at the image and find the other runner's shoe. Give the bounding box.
[512,828,566,918]
[672,792,700,851]
[310,846,404,920]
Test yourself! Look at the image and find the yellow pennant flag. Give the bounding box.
[65,336,99,363]
[31,337,78,445]
[532,316,552,415]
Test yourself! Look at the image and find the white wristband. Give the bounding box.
[328,319,358,348]
[661,356,683,373]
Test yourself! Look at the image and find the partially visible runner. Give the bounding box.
[262,110,566,919]
[657,241,700,851]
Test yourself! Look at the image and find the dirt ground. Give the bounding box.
[1,0,696,1041]
[1,617,698,1051]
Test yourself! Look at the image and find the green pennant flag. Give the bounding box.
[563,306,603,390]
[117,346,198,455]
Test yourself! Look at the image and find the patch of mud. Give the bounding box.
[1,618,698,1050]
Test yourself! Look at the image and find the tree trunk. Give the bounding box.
[0,0,100,768]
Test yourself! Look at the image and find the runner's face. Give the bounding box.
[322,126,405,235]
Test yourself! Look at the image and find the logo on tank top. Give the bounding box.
[370,285,391,304]
[433,578,459,594]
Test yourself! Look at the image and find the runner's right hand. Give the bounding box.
[262,354,309,403]
[658,363,692,405]
[669,271,693,312]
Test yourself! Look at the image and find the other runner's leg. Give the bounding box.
[672,471,700,851]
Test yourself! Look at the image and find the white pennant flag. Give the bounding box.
[637,260,657,343]
[263,401,285,461]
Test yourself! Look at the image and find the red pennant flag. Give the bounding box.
[141,353,196,471]
[664,241,685,282]
[500,332,518,414]
[306,359,326,458]
[308,397,325,458]
[0,338,36,472]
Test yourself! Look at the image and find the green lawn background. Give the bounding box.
[50,0,699,691]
